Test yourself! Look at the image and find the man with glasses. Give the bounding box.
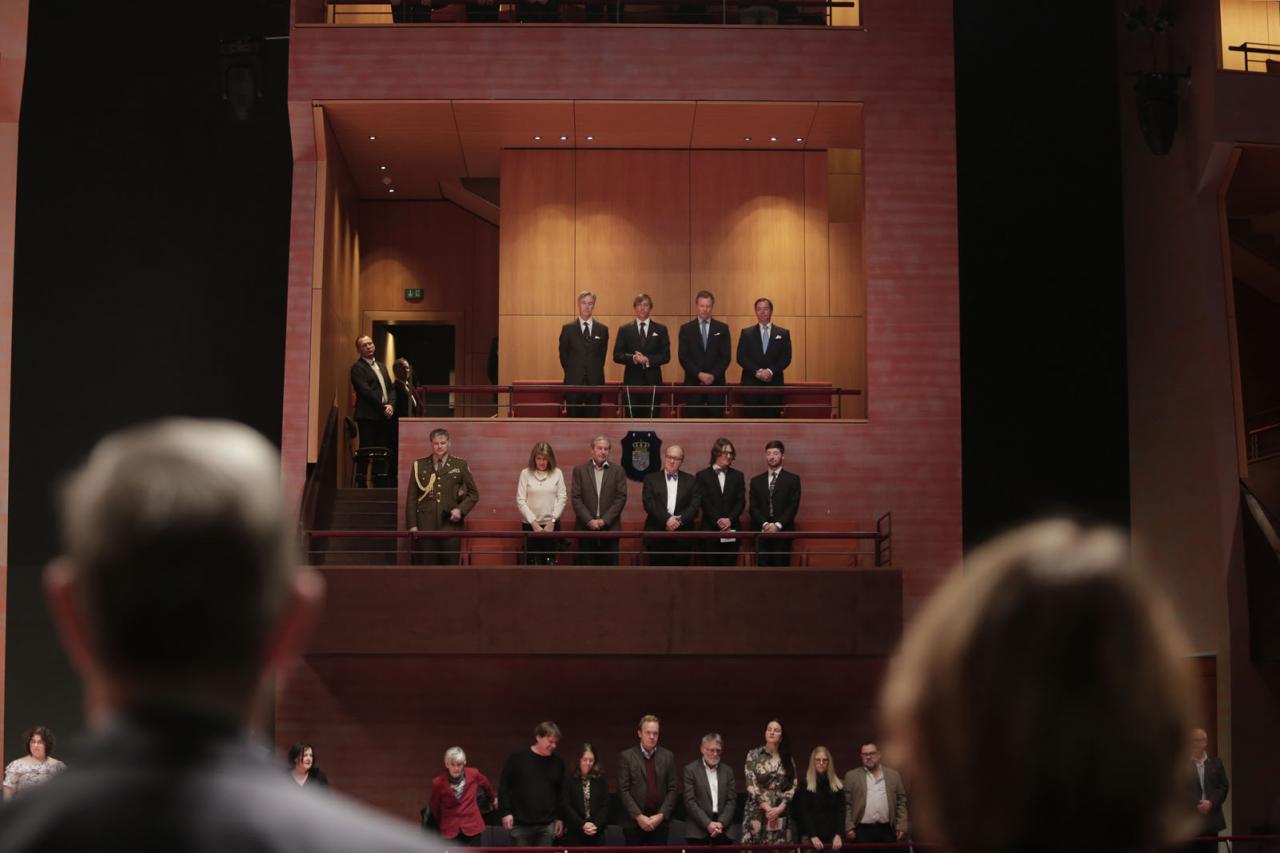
[641,445,700,565]
[843,743,908,845]
[683,734,738,845]
[695,438,745,566]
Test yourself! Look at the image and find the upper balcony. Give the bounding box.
[1221,0,1280,73]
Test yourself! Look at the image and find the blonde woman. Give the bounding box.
[516,441,567,564]
[794,746,845,849]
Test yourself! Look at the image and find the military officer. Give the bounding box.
[405,428,480,565]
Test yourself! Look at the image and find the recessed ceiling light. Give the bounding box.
[368,135,377,141]
[534,135,542,141]
[560,135,568,141]
[379,165,388,171]
[770,136,778,142]
[743,136,752,142]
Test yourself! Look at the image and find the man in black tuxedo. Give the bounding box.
[351,334,396,485]
[614,292,670,419]
[694,437,746,566]
[559,290,609,418]
[1188,727,1229,853]
[735,297,792,419]
[749,439,801,566]
[678,290,731,418]
[641,444,700,565]
[1,419,432,853]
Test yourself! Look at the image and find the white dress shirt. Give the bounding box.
[704,763,720,813]
[665,474,680,516]
[862,769,889,824]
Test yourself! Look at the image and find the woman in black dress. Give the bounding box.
[562,743,610,846]
[794,746,845,850]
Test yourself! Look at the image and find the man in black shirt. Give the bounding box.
[499,721,566,846]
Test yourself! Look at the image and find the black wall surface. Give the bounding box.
[5,3,1131,762]
[6,2,292,761]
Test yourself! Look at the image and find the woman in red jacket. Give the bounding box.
[429,746,498,845]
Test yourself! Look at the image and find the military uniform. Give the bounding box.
[405,454,480,565]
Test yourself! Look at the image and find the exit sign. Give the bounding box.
[404,288,424,302]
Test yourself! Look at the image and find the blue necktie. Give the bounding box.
[761,326,770,353]
[701,321,709,349]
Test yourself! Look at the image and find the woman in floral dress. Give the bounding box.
[3,726,66,799]
[742,719,798,843]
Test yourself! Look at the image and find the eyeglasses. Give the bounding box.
[717,449,735,457]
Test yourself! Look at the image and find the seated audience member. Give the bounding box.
[563,744,610,847]
[516,441,568,565]
[748,440,800,566]
[880,520,1199,853]
[1188,727,1229,853]
[0,418,431,851]
[619,715,678,846]
[736,298,791,418]
[2,727,66,799]
[613,292,670,420]
[499,721,566,846]
[795,746,845,849]
[571,436,628,566]
[683,733,738,845]
[695,438,745,566]
[678,290,731,418]
[288,742,330,789]
[641,445,700,565]
[405,428,480,566]
[559,290,609,418]
[841,743,905,844]
[429,746,497,846]
[742,719,797,843]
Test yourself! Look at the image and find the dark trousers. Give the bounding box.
[563,830,604,847]
[413,534,462,565]
[510,823,556,847]
[522,520,561,565]
[854,823,895,843]
[684,387,725,417]
[356,417,395,486]
[757,535,794,567]
[686,834,734,846]
[644,532,691,566]
[624,826,667,846]
[566,391,602,418]
[577,534,619,566]
[743,390,782,419]
[621,384,659,419]
[701,535,740,566]
[451,832,482,846]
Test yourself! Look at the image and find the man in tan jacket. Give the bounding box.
[843,743,908,843]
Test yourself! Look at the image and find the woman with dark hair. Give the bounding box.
[794,746,845,849]
[562,743,610,846]
[287,742,329,789]
[3,726,66,798]
[516,441,567,565]
[429,746,497,846]
[742,719,797,843]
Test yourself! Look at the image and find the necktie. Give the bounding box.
[701,321,709,349]
[768,471,777,516]
[761,326,770,353]
[582,322,590,340]
[640,321,647,339]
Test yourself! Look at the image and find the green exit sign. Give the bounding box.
[404,288,424,302]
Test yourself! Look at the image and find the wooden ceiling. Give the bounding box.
[322,100,863,199]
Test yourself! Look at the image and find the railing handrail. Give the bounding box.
[307,528,887,540]
[416,383,862,396]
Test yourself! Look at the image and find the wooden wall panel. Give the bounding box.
[690,151,806,317]
[804,151,830,317]
[500,149,575,316]
[575,150,690,314]
[497,314,570,383]
[807,316,866,418]
[829,221,865,317]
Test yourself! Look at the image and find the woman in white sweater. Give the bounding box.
[516,441,567,564]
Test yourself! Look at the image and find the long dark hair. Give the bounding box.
[573,743,603,780]
[767,719,794,782]
[288,741,324,782]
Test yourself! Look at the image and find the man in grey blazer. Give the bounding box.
[843,743,908,843]
[570,435,629,566]
[618,715,679,846]
[683,733,738,845]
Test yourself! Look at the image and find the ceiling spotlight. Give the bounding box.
[534,135,542,141]
[379,165,388,171]
[560,135,568,141]
[770,136,778,142]
[368,135,377,141]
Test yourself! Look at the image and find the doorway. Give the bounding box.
[373,321,455,418]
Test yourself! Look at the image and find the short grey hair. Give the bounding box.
[590,435,611,449]
[444,746,467,765]
[701,733,723,746]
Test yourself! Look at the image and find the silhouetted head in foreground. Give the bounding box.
[881,521,1196,853]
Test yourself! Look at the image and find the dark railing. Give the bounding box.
[1248,420,1280,462]
[300,403,340,534]
[1228,41,1280,73]
[305,513,892,567]
[401,383,862,419]
[437,839,1280,852]
[309,0,856,26]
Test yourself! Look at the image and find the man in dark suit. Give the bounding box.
[683,733,738,845]
[405,428,480,565]
[614,292,670,419]
[1188,727,1229,853]
[641,444,700,565]
[571,435,629,565]
[0,419,433,853]
[678,290,732,418]
[618,715,679,846]
[735,297,792,418]
[749,439,801,567]
[389,358,423,487]
[351,334,396,484]
[559,290,609,418]
[694,437,745,566]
